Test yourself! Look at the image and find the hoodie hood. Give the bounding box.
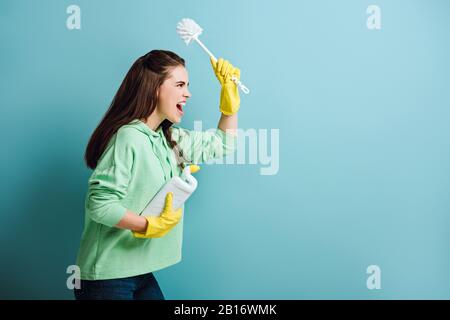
[123,119,180,179]
[126,119,163,138]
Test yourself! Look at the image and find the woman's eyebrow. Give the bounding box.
[175,81,190,86]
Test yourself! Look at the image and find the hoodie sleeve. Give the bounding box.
[170,126,237,164]
[85,129,135,227]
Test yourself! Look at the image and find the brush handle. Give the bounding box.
[194,38,250,95]
[230,76,250,95]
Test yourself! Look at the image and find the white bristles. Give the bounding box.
[176,18,250,94]
[176,18,203,45]
[176,18,217,61]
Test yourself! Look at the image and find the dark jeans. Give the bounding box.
[74,272,165,300]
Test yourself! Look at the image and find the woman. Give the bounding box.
[74,50,241,300]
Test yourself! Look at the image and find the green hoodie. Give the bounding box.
[76,119,236,280]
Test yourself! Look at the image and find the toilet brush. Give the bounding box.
[176,18,250,94]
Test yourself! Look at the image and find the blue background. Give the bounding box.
[1,0,449,299]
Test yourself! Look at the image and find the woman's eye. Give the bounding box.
[177,84,183,87]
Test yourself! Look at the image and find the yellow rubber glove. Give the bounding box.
[189,164,201,174]
[210,57,241,116]
[133,192,182,238]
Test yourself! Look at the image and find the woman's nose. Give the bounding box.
[184,88,191,98]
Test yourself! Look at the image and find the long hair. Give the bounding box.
[85,50,186,170]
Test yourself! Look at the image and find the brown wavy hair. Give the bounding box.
[85,50,186,170]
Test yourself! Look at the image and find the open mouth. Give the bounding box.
[176,103,185,114]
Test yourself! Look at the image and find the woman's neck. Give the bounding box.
[143,112,164,131]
